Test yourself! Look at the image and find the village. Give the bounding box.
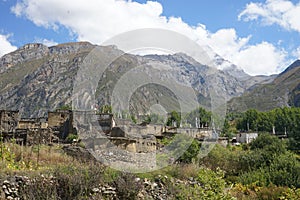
[0,108,279,155]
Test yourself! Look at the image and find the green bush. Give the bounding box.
[53,164,103,199]
[250,133,286,155]
[174,167,234,200]
[178,139,200,163]
[268,152,300,187]
[200,144,242,176]
[113,172,142,200]
[65,134,78,143]
[238,152,300,187]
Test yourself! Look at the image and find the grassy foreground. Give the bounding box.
[0,138,299,199]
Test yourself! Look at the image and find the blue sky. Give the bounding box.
[0,0,300,75]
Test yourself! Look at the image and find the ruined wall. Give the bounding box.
[135,137,156,153]
[97,114,115,134]
[48,110,71,127]
[82,135,156,153]
[0,110,19,133]
[18,118,48,130]
[110,137,156,153]
[110,138,137,152]
[177,128,212,139]
[116,124,164,137]
[48,110,73,139]
[25,128,55,145]
[18,119,39,129]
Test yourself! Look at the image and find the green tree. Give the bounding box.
[143,113,164,124]
[239,134,287,172]
[178,139,200,163]
[255,112,274,132]
[250,133,286,154]
[185,107,211,128]
[237,109,259,131]
[221,119,231,137]
[166,111,181,127]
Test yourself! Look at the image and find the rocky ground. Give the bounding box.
[0,173,204,200]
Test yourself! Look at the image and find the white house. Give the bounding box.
[236,132,258,144]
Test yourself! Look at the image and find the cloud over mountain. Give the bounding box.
[7,0,290,75]
[0,34,17,57]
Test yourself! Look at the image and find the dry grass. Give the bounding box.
[0,143,106,199]
[0,143,79,172]
[176,163,200,180]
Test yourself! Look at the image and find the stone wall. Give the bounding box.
[177,128,212,139]
[97,113,115,134]
[27,128,55,145]
[48,110,73,139]
[18,118,46,129]
[116,124,164,137]
[0,110,19,133]
[82,135,156,153]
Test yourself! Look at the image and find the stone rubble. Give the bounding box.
[1,174,202,199]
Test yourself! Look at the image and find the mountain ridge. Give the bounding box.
[1,42,296,117]
[228,60,300,112]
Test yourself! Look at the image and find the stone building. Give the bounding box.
[18,118,48,130]
[96,113,116,134]
[17,118,51,145]
[48,109,74,139]
[0,110,19,133]
[177,128,212,140]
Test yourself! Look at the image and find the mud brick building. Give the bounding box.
[97,113,116,134]
[48,109,74,139]
[0,110,19,133]
[18,118,47,130]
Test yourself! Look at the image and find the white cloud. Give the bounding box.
[207,29,288,75]
[239,0,300,32]
[0,34,17,57]
[10,0,290,75]
[232,42,287,75]
[292,46,300,59]
[206,29,251,61]
[34,38,58,47]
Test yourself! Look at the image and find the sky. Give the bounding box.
[0,0,300,75]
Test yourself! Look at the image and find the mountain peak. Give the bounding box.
[21,43,48,50]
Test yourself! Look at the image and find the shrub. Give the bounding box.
[230,183,289,200]
[281,187,300,199]
[250,133,286,155]
[19,174,58,200]
[178,139,200,163]
[113,172,142,200]
[174,167,234,200]
[53,164,103,199]
[238,152,300,188]
[65,134,78,143]
[200,144,242,176]
[268,152,300,187]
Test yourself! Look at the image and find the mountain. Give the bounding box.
[0,42,268,117]
[228,60,300,112]
[206,50,276,90]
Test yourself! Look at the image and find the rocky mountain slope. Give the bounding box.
[0,42,274,117]
[228,60,300,112]
[207,51,276,91]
